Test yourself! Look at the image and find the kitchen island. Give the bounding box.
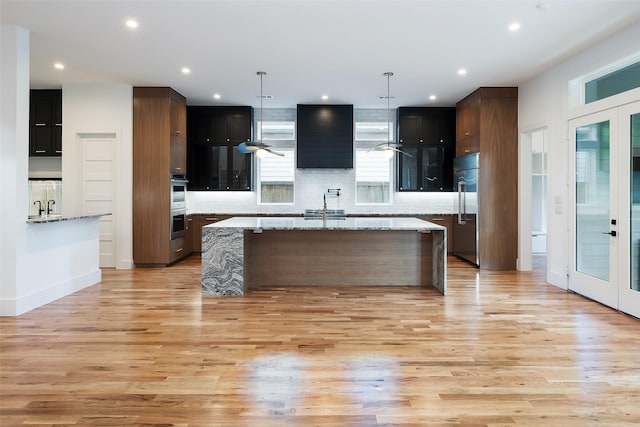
[202,217,446,296]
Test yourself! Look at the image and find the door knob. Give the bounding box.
[602,231,617,236]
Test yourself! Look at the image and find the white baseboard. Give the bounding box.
[547,270,568,290]
[0,269,101,316]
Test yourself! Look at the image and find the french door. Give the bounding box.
[569,101,640,318]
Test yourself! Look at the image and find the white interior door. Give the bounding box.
[79,133,116,268]
[618,101,640,318]
[569,110,619,309]
[570,101,640,318]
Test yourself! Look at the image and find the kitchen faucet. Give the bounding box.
[33,200,45,216]
[47,199,56,215]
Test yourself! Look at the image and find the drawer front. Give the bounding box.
[169,237,187,262]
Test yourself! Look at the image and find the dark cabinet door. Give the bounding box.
[30,127,53,155]
[29,90,62,156]
[228,112,252,143]
[187,106,253,191]
[398,110,421,143]
[398,107,455,146]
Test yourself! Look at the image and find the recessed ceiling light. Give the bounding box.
[181,67,191,74]
[508,22,521,32]
[213,93,221,100]
[429,94,437,101]
[53,62,64,70]
[126,19,139,29]
[322,95,329,101]
[457,68,467,76]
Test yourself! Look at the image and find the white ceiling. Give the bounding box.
[2,0,639,108]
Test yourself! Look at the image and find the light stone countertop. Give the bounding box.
[26,213,111,224]
[205,216,446,231]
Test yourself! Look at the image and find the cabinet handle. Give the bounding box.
[175,167,182,171]
[55,123,62,126]
[35,123,46,126]
[35,150,46,153]
[205,217,218,221]
[465,132,471,136]
[419,139,423,143]
[55,150,62,153]
[175,130,182,135]
[175,247,183,253]
[430,218,444,221]
[187,218,193,222]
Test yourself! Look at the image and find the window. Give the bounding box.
[259,148,294,203]
[355,122,391,142]
[354,109,393,204]
[258,121,295,141]
[585,61,640,104]
[356,149,391,204]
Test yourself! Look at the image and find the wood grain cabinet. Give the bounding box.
[133,87,189,266]
[189,215,229,253]
[420,215,454,254]
[455,87,518,270]
[29,89,62,156]
[455,93,481,157]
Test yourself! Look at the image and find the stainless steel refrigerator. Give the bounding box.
[453,153,479,266]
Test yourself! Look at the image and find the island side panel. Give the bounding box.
[246,230,426,287]
[202,226,245,295]
[432,229,447,295]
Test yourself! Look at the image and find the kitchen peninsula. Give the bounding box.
[202,217,446,296]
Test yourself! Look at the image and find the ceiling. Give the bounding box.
[2,0,639,109]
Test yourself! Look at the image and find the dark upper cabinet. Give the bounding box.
[297,104,354,169]
[397,107,455,146]
[397,107,455,192]
[187,106,253,191]
[29,89,62,156]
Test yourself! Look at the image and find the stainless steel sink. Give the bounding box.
[304,209,346,219]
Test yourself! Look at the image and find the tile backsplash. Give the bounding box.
[28,180,63,216]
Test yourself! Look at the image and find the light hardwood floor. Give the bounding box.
[1,256,638,426]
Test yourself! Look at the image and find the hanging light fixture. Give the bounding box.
[238,71,284,157]
[375,71,411,158]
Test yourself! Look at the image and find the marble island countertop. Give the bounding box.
[26,212,112,224]
[206,216,446,231]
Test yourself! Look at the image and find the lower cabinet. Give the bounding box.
[420,215,454,254]
[169,237,188,263]
[190,214,230,253]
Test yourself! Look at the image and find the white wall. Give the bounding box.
[62,85,133,269]
[1,26,103,316]
[518,22,640,288]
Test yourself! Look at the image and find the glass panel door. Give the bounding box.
[620,101,640,318]
[569,110,619,309]
[575,120,611,281]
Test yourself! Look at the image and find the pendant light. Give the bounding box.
[238,71,284,157]
[375,71,411,157]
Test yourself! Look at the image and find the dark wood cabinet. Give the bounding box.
[397,107,455,146]
[187,106,253,191]
[455,87,519,270]
[133,87,189,266]
[420,215,454,254]
[170,95,187,174]
[189,214,229,252]
[29,89,62,156]
[455,94,481,156]
[397,107,455,192]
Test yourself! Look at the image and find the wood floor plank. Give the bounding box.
[1,255,638,426]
